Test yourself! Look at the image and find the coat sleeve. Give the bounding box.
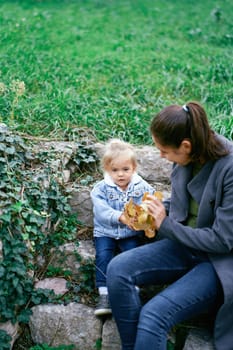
[91,186,122,228]
[158,163,233,254]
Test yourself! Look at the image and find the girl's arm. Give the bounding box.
[91,188,122,228]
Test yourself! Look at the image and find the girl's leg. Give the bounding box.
[94,237,116,288]
[134,261,222,350]
[118,236,140,252]
[107,239,211,350]
[95,237,117,316]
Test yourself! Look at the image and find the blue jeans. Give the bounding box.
[107,239,222,350]
[94,236,140,288]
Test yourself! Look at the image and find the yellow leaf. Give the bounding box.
[154,191,163,201]
[123,191,163,238]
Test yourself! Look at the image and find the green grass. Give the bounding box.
[0,0,232,144]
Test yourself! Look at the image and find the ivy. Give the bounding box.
[29,344,75,350]
[0,125,79,347]
[72,141,99,173]
[0,330,12,350]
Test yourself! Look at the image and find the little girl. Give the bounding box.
[91,138,155,316]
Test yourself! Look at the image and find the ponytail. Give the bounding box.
[150,101,229,161]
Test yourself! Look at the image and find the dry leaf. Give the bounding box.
[124,191,163,238]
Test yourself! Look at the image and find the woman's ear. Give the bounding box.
[180,139,192,154]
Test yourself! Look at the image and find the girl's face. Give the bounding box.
[153,136,192,166]
[106,156,136,190]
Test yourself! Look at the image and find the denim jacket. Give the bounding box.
[91,173,155,239]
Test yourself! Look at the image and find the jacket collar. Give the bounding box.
[187,160,215,203]
[169,160,215,221]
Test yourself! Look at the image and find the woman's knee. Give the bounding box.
[107,249,132,273]
[107,254,123,283]
[107,251,135,290]
[138,296,173,332]
[139,303,160,327]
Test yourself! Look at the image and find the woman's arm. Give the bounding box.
[145,169,233,254]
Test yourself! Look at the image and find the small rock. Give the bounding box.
[35,277,69,295]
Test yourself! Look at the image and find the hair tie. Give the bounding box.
[182,104,189,112]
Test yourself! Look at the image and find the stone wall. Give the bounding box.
[28,142,172,349]
[10,141,214,349]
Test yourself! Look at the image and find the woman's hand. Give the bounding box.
[143,194,167,230]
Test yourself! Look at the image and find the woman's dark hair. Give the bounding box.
[150,101,229,162]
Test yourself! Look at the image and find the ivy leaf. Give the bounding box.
[11,201,23,212]
[0,266,5,277]
[16,308,32,324]
[9,264,27,276]
[0,134,6,141]
[13,277,19,288]
[22,233,29,240]
[0,180,7,188]
[5,146,15,155]
[0,191,8,198]
[0,143,6,151]
[5,136,14,143]
[0,329,12,349]
[0,213,11,222]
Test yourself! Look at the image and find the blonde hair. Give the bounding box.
[101,138,137,171]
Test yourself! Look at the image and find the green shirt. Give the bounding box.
[186,162,203,228]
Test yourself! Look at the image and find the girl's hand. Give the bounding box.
[143,194,167,230]
[119,213,136,230]
[119,213,127,225]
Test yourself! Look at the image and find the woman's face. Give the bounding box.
[153,136,192,166]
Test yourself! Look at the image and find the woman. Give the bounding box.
[106,101,233,350]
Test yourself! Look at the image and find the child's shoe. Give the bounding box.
[94,294,112,316]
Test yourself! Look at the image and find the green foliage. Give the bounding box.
[94,338,102,350]
[0,123,97,348]
[211,116,233,140]
[0,329,12,350]
[0,64,97,348]
[0,0,232,143]
[45,266,72,278]
[77,260,96,293]
[30,344,75,350]
[167,341,175,350]
[0,125,78,328]
[73,141,99,173]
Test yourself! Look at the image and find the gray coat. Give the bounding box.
[159,137,233,350]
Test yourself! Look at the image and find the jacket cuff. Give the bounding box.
[111,211,122,224]
[157,217,174,239]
